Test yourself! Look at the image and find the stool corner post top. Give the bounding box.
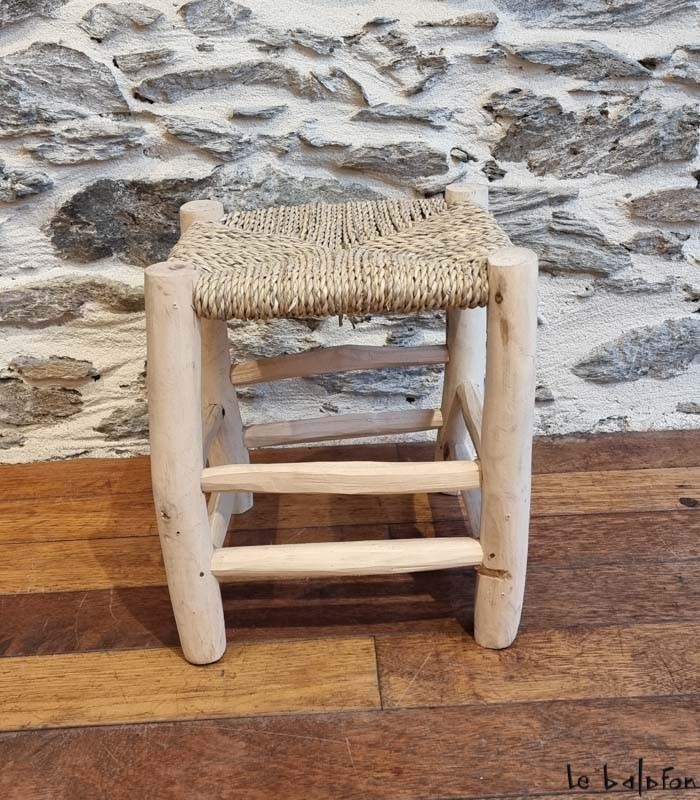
[487,246,538,273]
[445,180,489,208]
[180,199,225,232]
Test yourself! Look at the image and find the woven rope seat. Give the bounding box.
[170,196,511,321]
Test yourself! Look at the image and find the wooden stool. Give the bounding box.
[145,183,538,664]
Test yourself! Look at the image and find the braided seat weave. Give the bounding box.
[169,196,511,321]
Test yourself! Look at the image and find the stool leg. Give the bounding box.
[438,182,488,535]
[146,260,226,664]
[180,200,253,547]
[474,247,538,649]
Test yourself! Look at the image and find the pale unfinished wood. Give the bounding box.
[145,259,225,665]
[181,200,254,547]
[244,409,443,449]
[0,637,380,731]
[438,181,489,533]
[231,344,448,386]
[201,460,480,495]
[202,403,223,460]
[457,381,483,458]
[211,537,483,581]
[474,246,538,650]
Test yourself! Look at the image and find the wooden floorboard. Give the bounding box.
[0,432,698,798]
[0,637,380,731]
[376,623,700,709]
[0,697,697,800]
[5,431,698,505]
[2,556,699,657]
[392,508,700,566]
[2,465,697,545]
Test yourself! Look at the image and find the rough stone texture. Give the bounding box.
[229,104,287,120]
[49,170,379,266]
[0,432,25,450]
[573,319,700,383]
[134,60,348,103]
[1,2,699,461]
[0,0,67,28]
[486,90,699,178]
[496,208,631,277]
[627,188,700,223]
[346,28,449,95]
[178,0,251,35]
[312,367,441,400]
[0,43,128,137]
[0,162,53,201]
[113,48,176,73]
[79,2,163,41]
[252,28,341,55]
[7,356,98,384]
[352,104,455,129]
[659,46,700,89]
[0,278,144,328]
[622,230,689,261]
[49,176,209,265]
[415,12,499,29]
[23,120,145,165]
[94,400,148,440]
[163,116,292,161]
[495,0,699,29]
[339,143,448,181]
[0,378,83,426]
[595,274,675,295]
[501,42,651,81]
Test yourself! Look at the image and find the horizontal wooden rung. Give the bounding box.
[211,537,483,581]
[244,409,443,449]
[201,460,480,495]
[230,344,448,386]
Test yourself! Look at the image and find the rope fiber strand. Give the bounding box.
[169,196,511,321]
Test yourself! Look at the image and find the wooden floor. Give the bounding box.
[0,431,699,799]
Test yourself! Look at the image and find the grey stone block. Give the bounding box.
[573,318,700,383]
[0,43,128,137]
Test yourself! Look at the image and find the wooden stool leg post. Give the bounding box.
[474,247,538,649]
[180,201,253,548]
[438,182,488,535]
[146,260,226,665]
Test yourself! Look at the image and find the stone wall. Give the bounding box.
[0,0,699,462]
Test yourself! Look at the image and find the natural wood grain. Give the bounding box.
[145,258,225,664]
[0,698,696,800]
[201,460,480,495]
[212,537,482,581]
[231,344,448,385]
[0,538,165,594]
[438,181,488,535]
[2,431,698,506]
[532,428,700,474]
[532,466,700,516]
[1,466,696,546]
[377,623,700,708]
[2,559,698,657]
[0,490,465,544]
[244,409,443,449]
[475,245,538,648]
[456,381,482,458]
[0,493,158,543]
[402,429,700,473]
[0,637,379,731]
